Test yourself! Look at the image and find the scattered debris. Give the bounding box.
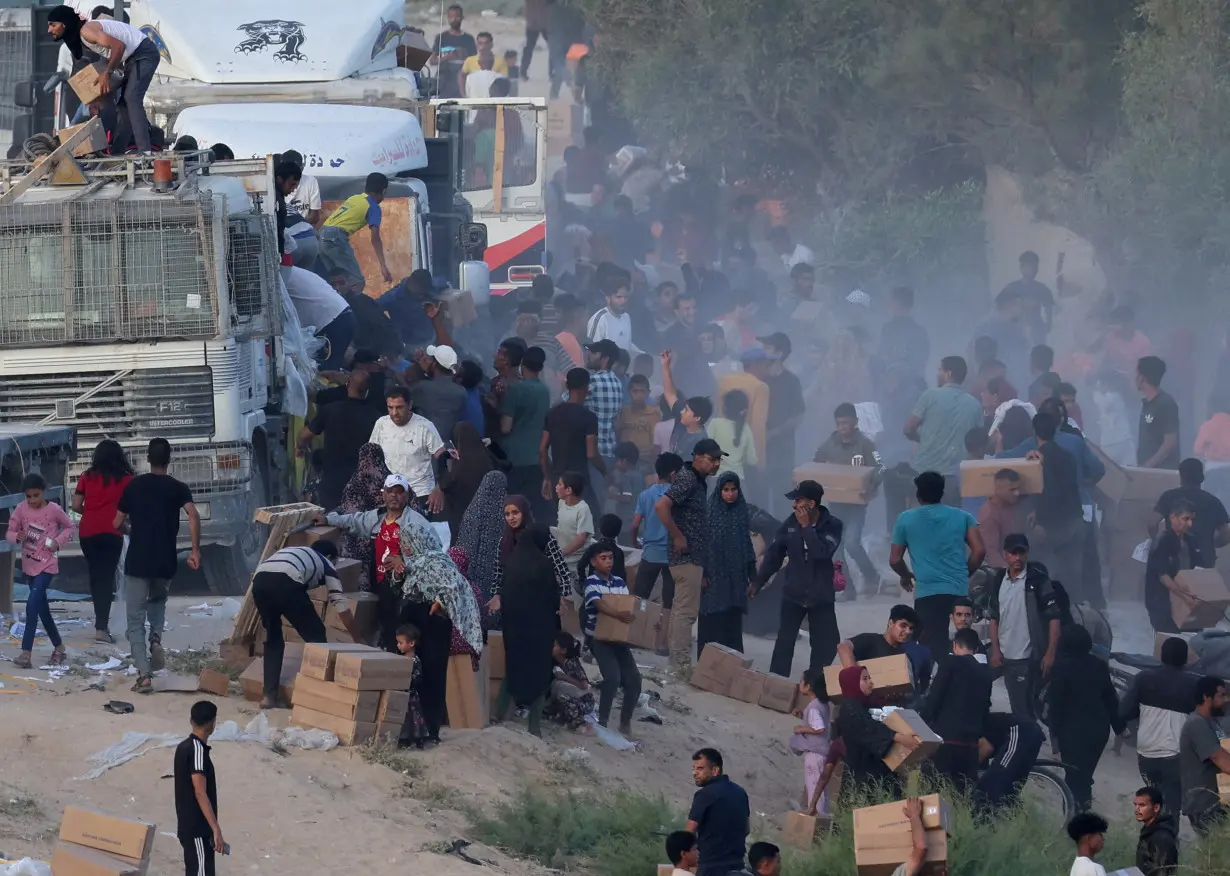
[85,657,122,672]
[102,701,134,715]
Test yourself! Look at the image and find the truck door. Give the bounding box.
[430,97,546,295]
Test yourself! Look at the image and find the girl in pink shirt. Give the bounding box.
[5,473,75,668]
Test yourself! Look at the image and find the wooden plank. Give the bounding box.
[492,108,505,215]
[0,118,101,204]
[227,504,323,644]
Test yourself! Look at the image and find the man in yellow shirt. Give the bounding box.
[318,172,393,293]
[717,347,772,484]
[459,31,507,93]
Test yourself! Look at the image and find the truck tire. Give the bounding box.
[202,454,269,596]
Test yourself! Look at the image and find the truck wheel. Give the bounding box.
[202,456,269,596]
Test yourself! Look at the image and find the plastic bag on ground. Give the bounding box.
[0,858,50,876]
[585,716,636,751]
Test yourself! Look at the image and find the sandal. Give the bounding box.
[13,652,32,669]
[131,674,153,695]
[49,646,67,666]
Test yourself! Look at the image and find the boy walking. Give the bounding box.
[318,172,393,293]
[175,701,223,876]
[584,543,642,735]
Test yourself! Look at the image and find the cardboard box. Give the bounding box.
[58,808,154,863]
[854,826,947,876]
[284,525,342,548]
[377,690,409,724]
[593,593,637,642]
[333,557,363,592]
[1171,568,1230,630]
[728,667,767,704]
[217,641,255,672]
[325,592,380,633]
[49,842,143,876]
[627,598,663,650]
[445,652,489,729]
[334,651,416,691]
[1089,445,1180,503]
[882,709,943,772]
[825,655,914,701]
[239,643,304,702]
[792,462,877,505]
[959,458,1043,497]
[781,811,829,849]
[759,673,798,713]
[57,120,109,158]
[301,643,378,681]
[1219,774,1230,805]
[291,674,380,722]
[197,668,231,697]
[1154,632,1198,664]
[690,643,753,696]
[68,62,108,106]
[290,705,377,745]
[853,794,953,836]
[396,30,433,71]
[487,631,506,680]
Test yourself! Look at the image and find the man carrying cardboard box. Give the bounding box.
[1151,458,1230,565]
[175,701,224,876]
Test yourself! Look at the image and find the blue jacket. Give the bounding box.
[998,429,1105,507]
[375,278,436,348]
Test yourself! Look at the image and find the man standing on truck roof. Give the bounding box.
[317,172,393,294]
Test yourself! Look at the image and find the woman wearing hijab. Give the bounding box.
[698,472,755,656]
[396,520,484,742]
[337,443,390,591]
[456,470,508,623]
[1046,624,1125,812]
[488,495,574,619]
[439,422,496,539]
[834,665,919,796]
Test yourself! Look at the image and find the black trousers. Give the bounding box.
[400,599,452,739]
[914,593,958,655]
[633,560,675,608]
[1059,726,1110,812]
[80,532,122,631]
[770,599,839,678]
[1139,754,1182,818]
[591,639,642,727]
[1081,520,1106,609]
[252,571,327,698]
[523,27,545,76]
[931,742,980,794]
[697,608,743,659]
[1002,658,1040,720]
[181,836,215,876]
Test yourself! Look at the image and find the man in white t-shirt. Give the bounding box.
[1067,812,1109,876]
[369,386,446,515]
[283,266,355,370]
[283,150,323,226]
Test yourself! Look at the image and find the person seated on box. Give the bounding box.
[1145,498,1204,634]
[833,665,921,797]
[543,631,596,731]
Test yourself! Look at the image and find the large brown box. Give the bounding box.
[781,811,829,849]
[854,824,948,876]
[58,807,154,863]
[853,794,953,835]
[627,597,662,650]
[959,458,1043,497]
[284,525,343,548]
[325,592,380,633]
[825,655,913,701]
[1171,568,1230,630]
[487,631,506,680]
[334,651,416,691]
[290,705,377,745]
[377,690,410,724]
[445,652,489,729]
[301,643,378,681]
[690,643,753,696]
[728,667,767,704]
[1089,445,1181,503]
[593,593,637,642]
[197,668,230,697]
[792,462,877,505]
[239,643,303,702]
[758,673,798,713]
[882,709,943,772]
[334,557,363,592]
[49,843,143,876]
[68,62,108,105]
[57,120,108,158]
[291,674,379,722]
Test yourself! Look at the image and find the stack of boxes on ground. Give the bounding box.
[852,794,952,876]
[51,806,154,876]
[267,526,374,648]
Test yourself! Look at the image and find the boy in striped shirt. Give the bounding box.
[583,545,642,736]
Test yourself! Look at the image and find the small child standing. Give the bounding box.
[5,473,74,669]
[791,669,837,817]
[582,545,642,736]
[394,624,429,749]
[552,471,595,580]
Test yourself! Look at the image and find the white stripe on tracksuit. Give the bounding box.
[194,837,206,876]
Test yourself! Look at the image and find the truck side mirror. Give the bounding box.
[13,81,35,109]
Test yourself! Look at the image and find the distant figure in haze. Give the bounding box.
[999,250,1055,345]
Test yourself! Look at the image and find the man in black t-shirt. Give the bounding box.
[1137,355,1181,470]
[115,438,199,693]
[175,700,222,876]
[541,367,604,516]
[431,4,477,98]
[300,369,384,509]
[1154,458,1230,563]
[836,603,919,665]
[686,748,750,876]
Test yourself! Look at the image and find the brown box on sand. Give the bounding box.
[290,705,376,745]
[197,668,230,697]
[690,643,753,696]
[882,709,943,772]
[825,655,913,701]
[853,794,953,835]
[334,651,416,691]
[781,811,830,849]
[593,593,637,643]
[792,462,877,505]
[487,631,506,680]
[301,643,378,682]
[1171,568,1230,630]
[758,673,798,713]
[239,643,303,703]
[959,458,1043,497]
[446,652,490,729]
[58,807,154,862]
[291,675,379,722]
[50,842,143,876]
[377,690,410,724]
[728,667,767,704]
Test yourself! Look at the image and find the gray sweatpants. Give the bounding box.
[125,576,169,675]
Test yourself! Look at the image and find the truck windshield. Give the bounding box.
[458,105,541,210]
[0,197,219,347]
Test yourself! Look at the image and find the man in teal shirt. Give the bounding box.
[903,355,984,505]
[501,345,552,517]
[890,471,986,654]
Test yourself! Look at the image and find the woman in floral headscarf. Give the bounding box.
[397,520,483,741]
[446,546,487,670]
[337,443,390,591]
[455,470,508,621]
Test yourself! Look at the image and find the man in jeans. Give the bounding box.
[655,439,723,674]
[986,534,1061,720]
[114,438,200,694]
[631,452,684,654]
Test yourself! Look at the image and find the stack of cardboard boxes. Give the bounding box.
[688,644,807,715]
[51,807,155,876]
[853,794,952,876]
[286,643,413,745]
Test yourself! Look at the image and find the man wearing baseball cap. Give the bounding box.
[655,437,725,673]
[412,344,467,441]
[320,472,431,648]
[585,338,626,469]
[752,480,845,677]
[717,347,772,493]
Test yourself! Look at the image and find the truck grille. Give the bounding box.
[0,368,215,445]
[65,440,252,497]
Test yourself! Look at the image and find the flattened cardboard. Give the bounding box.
[853,794,953,836]
[49,842,142,876]
[289,706,377,745]
[593,593,637,642]
[825,655,913,701]
[959,458,1043,497]
[334,651,416,691]
[758,673,798,713]
[792,462,877,505]
[881,709,943,772]
[291,675,380,722]
[728,667,767,704]
[1171,568,1230,630]
[300,643,378,681]
[58,807,154,862]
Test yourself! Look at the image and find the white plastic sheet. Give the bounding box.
[0,859,50,876]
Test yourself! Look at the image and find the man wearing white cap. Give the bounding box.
[319,473,430,648]
[411,344,467,442]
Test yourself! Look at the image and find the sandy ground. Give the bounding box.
[0,579,1163,872]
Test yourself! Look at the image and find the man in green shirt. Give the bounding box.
[903,355,984,505]
[502,345,552,517]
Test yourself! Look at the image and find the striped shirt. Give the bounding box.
[583,572,628,637]
[255,547,346,608]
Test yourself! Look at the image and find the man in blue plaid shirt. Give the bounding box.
[584,339,625,460]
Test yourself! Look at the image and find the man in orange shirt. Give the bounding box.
[717,348,772,493]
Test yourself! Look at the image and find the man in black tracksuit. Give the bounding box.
[752,480,844,678]
[1120,637,1201,817]
[921,627,992,792]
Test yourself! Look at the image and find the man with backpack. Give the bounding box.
[986,533,1064,720]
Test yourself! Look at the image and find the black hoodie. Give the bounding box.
[756,507,844,607]
[1136,813,1179,876]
